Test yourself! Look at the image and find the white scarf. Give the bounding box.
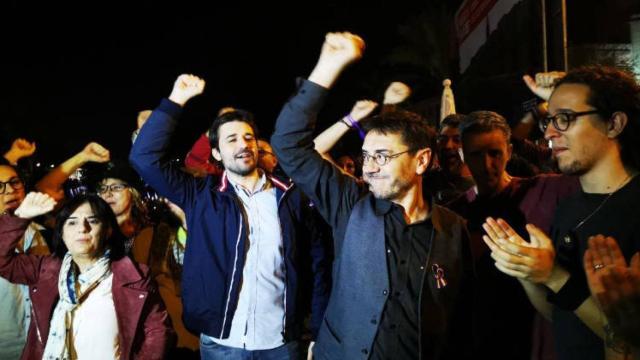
[43,252,111,360]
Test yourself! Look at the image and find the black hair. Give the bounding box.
[52,193,126,260]
[440,113,470,130]
[208,109,259,149]
[362,109,436,154]
[553,66,640,170]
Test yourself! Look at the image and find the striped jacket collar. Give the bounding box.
[217,170,292,193]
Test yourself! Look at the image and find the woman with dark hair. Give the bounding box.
[0,192,174,359]
[97,161,199,356]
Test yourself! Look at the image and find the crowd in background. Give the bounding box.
[1,31,639,360]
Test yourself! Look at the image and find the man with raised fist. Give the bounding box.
[272,32,474,360]
[130,74,329,359]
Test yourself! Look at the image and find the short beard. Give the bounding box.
[558,159,588,176]
[367,177,413,202]
[225,162,257,177]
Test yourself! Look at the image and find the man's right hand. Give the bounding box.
[168,74,206,106]
[13,192,56,219]
[309,32,365,89]
[523,71,565,101]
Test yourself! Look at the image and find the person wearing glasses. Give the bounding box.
[95,161,149,253]
[96,161,200,357]
[482,66,640,360]
[271,32,474,360]
[0,164,51,359]
[257,139,280,175]
[445,111,579,360]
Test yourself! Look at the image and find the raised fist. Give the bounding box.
[80,142,110,163]
[523,71,565,101]
[9,138,37,158]
[383,82,412,105]
[309,32,365,89]
[168,74,206,106]
[14,192,56,219]
[317,32,365,70]
[349,100,378,122]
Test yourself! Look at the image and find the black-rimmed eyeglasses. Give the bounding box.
[0,178,23,195]
[360,150,413,166]
[539,110,600,132]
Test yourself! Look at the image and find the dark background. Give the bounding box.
[0,1,462,166]
[4,0,636,170]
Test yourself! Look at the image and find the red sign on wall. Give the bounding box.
[455,0,498,43]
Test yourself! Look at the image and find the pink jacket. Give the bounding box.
[0,215,175,360]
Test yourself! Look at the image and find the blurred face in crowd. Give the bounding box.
[545,83,611,176]
[362,131,429,202]
[98,178,132,219]
[62,202,105,260]
[463,129,512,196]
[437,125,464,175]
[212,120,259,177]
[337,155,356,176]
[257,140,278,174]
[0,165,25,214]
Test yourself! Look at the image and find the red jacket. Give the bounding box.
[184,133,221,176]
[0,215,175,360]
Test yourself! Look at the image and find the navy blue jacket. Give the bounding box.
[271,80,474,359]
[129,99,330,340]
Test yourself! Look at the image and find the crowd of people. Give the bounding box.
[1,31,639,360]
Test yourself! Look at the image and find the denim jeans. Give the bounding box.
[200,335,300,360]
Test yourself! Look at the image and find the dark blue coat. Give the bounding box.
[130,99,330,340]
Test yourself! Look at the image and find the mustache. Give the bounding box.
[364,173,388,180]
[234,149,254,158]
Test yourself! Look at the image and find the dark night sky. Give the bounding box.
[0,1,452,166]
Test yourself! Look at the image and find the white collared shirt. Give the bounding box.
[209,172,286,350]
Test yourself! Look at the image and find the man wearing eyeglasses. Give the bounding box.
[483,67,640,360]
[257,139,279,175]
[0,164,50,359]
[271,32,474,360]
[446,110,579,360]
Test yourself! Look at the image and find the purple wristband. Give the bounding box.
[346,114,366,140]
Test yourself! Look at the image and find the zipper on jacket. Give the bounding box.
[220,212,244,338]
[276,183,293,338]
[220,181,294,339]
